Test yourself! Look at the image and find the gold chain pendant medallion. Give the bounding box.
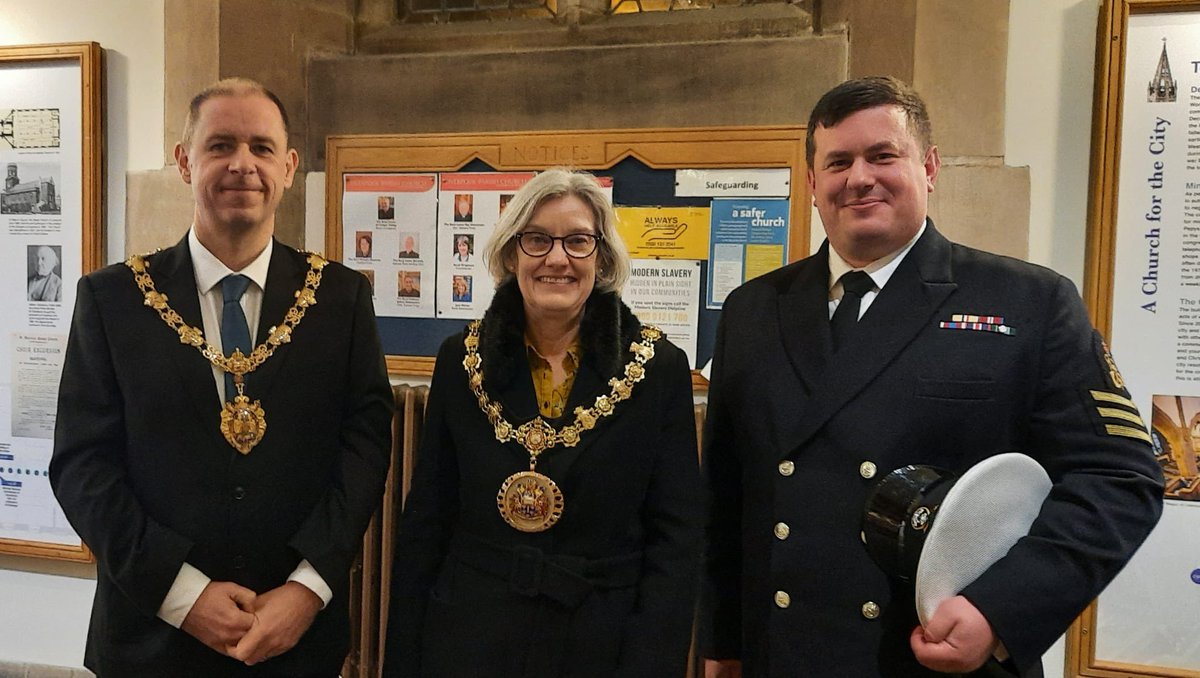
[463,319,662,532]
[126,252,327,454]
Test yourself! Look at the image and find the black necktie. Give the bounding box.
[221,274,252,402]
[830,270,875,352]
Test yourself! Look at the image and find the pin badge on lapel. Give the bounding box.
[861,453,1051,624]
[938,313,1016,336]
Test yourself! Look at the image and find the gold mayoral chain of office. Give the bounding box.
[463,319,662,533]
[125,252,327,455]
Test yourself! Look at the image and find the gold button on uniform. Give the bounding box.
[861,601,880,619]
[859,461,877,479]
[774,591,791,608]
[774,522,790,540]
[778,461,795,477]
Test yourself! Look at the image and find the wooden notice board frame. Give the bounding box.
[1072,0,1200,675]
[0,42,104,562]
[325,126,812,382]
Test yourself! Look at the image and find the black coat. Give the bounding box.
[50,237,394,677]
[699,223,1164,678]
[384,280,702,678]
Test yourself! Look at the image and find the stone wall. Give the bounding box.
[128,0,1029,260]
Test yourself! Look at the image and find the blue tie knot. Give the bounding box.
[222,274,251,305]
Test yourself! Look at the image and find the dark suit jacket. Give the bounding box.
[383,281,702,678]
[699,223,1164,678]
[50,237,393,677]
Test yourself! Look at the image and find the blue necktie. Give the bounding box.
[221,274,252,402]
[830,270,875,353]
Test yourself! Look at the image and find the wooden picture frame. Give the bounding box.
[0,42,103,562]
[1072,1,1200,675]
[325,126,811,383]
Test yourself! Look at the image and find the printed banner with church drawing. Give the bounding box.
[1100,10,1200,672]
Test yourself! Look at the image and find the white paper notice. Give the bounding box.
[343,174,438,318]
[624,260,701,368]
[437,172,536,319]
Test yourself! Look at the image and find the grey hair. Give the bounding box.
[482,168,630,293]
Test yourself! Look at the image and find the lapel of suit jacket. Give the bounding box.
[778,243,835,391]
[151,236,227,443]
[777,223,958,461]
[246,241,303,400]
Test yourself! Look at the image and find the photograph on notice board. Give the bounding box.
[453,193,474,222]
[452,274,472,303]
[377,195,395,220]
[398,270,422,298]
[398,232,420,258]
[354,231,373,259]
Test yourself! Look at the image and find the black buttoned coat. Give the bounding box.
[383,281,702,678]
[50,238,393,677]
[699,223,1164,677]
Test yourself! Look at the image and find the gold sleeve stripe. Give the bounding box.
[1091,390,1136,409]
[1105,423,1152,444]
[1096,407,1146,427]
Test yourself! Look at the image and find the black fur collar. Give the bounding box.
[478,279,642,388]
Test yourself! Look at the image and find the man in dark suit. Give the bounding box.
[50,78,393,677]
[699,76,1164,677]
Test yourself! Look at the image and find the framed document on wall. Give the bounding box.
[0,42,103,562]
[1074,1,1200,675]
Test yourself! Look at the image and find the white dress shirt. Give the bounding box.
[826,221,927,320]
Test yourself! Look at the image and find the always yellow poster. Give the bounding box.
[614,206,710,259]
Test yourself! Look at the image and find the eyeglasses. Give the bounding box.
[514,232,601,258]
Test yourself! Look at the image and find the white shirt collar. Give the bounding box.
[828,219,927,295]
[188,227,273,295]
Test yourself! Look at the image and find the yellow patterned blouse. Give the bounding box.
[525,337,582,418]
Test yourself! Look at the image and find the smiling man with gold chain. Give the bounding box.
[50,78,392,678]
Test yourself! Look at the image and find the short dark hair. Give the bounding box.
[805,76,933,166]
[181,77,290,147]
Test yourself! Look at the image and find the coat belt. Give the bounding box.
[449,532,642,609]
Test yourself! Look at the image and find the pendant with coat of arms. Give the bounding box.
[497,470,564,532]
[220,392,267,455]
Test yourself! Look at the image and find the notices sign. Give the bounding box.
[437,172,536,319]
[614,206,710,260]
[624,259,701,368]
[707,199,789,309]
[342,173,438,318]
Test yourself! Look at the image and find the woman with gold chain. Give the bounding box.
[384,169,701,677]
